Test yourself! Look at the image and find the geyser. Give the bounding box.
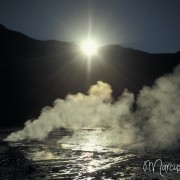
[5,64,180,150]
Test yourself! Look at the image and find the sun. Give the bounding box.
[80,39,99,57]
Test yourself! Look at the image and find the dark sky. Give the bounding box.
[0,0,180,53]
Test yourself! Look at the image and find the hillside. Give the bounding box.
[0,25,179,126]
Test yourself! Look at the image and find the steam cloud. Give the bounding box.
[4,65,180,149]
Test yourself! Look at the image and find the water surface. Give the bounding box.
[0,128,180,179]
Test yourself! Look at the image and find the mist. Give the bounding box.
[4,65,180,149]
[135,64,180,149]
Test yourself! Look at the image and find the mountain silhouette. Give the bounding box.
[0,25,179,126]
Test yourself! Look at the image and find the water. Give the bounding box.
[0,128,180,179]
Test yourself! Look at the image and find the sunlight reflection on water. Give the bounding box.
[24,128,136,179]
[1,128,180,179]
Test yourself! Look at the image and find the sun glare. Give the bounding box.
[80,39,99,57]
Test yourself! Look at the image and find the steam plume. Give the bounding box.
[4,65,180,149]
[4,81,134,143]
[135,64,180,149]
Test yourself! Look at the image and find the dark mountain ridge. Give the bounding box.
[0,25,179,126]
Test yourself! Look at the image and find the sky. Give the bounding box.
[0,0,180,53]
